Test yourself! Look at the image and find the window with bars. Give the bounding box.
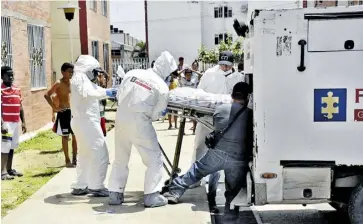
[1,17,13,67]
[215,33,232,45]
[28,24,46,88]
[103,43,109,73]
[101,0,108,17]
[89,0,97,11]
[214,7,223,18]
[91,41,99,60]
[224,6,232,18]
[348,0,355,6]
[359,0,363,5]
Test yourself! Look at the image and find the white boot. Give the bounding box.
[144,192,168,208]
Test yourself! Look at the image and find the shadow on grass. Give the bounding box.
[39,149,62,155]
[31,170,60,178]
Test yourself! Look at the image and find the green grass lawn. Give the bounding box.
[1,130,64,217]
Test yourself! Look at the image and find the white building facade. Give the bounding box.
[147,1,248,64]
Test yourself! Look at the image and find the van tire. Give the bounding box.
[348,182,363,224]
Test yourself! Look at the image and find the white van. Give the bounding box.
[232,6,363,224]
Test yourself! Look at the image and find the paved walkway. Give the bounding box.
[2,121,211,224]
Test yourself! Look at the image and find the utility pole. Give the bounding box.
[144,0,149,59]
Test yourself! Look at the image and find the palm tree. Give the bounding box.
[132,41,147,58]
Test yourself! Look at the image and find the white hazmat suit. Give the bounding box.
[108,51,177,207]
[70,55,116,196]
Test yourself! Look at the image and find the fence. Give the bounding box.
[112,58,150,75]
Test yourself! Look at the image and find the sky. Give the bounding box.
[110,1,146,41]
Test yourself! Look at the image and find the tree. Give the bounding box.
[198,35,243,64]
[132,41,147,58]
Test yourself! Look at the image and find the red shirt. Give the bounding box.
[1,83,22,122]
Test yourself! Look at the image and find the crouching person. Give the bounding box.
[164,82,253,213]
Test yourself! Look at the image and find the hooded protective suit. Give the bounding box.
[193,65,245,162]
[70,55,111,192]
[108,52,177,199]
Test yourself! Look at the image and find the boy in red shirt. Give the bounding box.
[1,66,27,180]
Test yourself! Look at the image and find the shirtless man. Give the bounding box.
[44,63,77,167]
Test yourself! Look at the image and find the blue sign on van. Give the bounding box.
[314,88,347,122]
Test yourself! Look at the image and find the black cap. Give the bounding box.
[232,82,250,99]
[218,51,234,66]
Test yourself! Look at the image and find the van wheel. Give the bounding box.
[348,182,363,224]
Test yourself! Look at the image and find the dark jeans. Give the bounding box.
[169,149,248,208]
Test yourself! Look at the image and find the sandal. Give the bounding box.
[1,173,14,180]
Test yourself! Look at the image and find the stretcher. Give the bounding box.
[160,101,216,192]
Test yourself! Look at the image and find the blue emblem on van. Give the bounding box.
[314,89,347,122]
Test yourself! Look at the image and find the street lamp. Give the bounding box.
[58,2,80,63]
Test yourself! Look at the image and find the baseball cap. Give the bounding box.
[232,82,250,99]
[218,51,234,66]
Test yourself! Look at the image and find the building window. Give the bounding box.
[103,43,109,73]
[101,0,108,17]
[359,0,363,5]
[89,0,97,11]
[215,33,232,45]
[224,6,232,18]
[214,7,223,18]
[91,41,99,60]
[1,17,13,67]
[348,0,355,5]
[27,24,46,88]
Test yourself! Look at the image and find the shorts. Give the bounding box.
[53,108,73,136]
[1,122,20,153]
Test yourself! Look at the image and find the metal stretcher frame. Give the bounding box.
[160,102,217,189]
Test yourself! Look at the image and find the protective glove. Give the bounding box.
[106,88,117,98]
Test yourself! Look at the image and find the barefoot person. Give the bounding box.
[1,66,27,180]
[44,63,78,167]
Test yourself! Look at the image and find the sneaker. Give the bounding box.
[144,192,168,208]
[8,169,23,177]
[71,188,89,196]
[89,188,109,197]
[109,192,124,205]
[163,192,180,204]
[1,173,14,180]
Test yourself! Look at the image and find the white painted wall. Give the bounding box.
[50,1,81,80]
[147,1,202,64]
[201,1,248,49]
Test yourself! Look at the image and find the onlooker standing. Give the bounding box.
[44,63,78,168]
[1,66,27,180]
[191,60,203,85]
[177,57,184,71]
[180,68,199,134]
[165,71,180,129]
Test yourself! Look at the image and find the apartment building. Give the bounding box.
[146,1,248,63]
[51,0,111,79]
[1,1,53,132]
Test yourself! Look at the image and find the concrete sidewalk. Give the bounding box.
[2,121,211,224]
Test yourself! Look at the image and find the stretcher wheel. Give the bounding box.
[175,168,181,174]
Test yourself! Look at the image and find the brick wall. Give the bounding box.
[1,1,52,132]
[87,0,112,83]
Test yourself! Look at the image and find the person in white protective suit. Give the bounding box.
[108,51,178,207]
[192,51,245,211]
[70,55,117,197]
